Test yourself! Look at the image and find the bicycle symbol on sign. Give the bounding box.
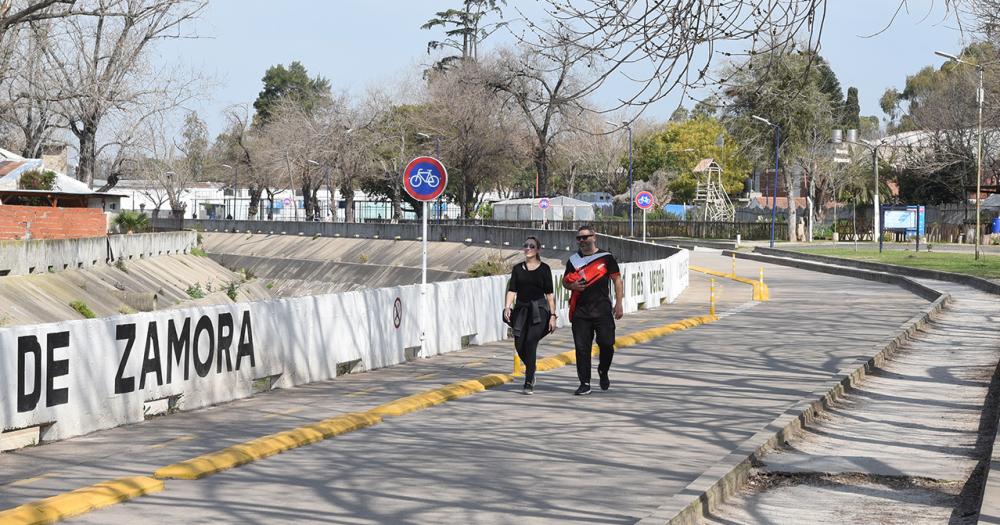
[409,168,440,188]
[638,195,652,206]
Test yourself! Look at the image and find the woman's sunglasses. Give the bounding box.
[522,243,537,249]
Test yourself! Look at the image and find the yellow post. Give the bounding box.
[731,253,737,277]
[759,267,765,286]
[710,278,716,316]
[513,351,524,376]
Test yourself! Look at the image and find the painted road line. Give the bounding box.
[1,473,54,489]
[260,407,305,420]
[1,312,731,523]
[148,435,195,450]
[690,265,770,301]
[0,476,162,525]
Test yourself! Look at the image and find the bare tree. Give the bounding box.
[217,105,270,219]
[549,112,628,196]
[40,0,207,185]
[128,112,198,217]
[524,0,828,111]
[422,62,526,217]
[484,36,592,197]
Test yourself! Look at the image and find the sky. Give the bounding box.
[159,1,973,138]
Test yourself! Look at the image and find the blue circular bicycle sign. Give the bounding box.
[403,156,448,202]
[635,191,655,210]
[538,198,550,210]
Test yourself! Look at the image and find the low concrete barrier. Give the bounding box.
[150,218,681,264]
[0,249,688,443]
[0,232,197,277]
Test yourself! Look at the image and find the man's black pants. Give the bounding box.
[571,315,616,385]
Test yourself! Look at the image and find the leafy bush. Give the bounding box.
[70,300,96,319]
[225,281,240,301]
[467,254,510,277]
[115,258,128,272]
[185,283,205,299]
[19,170,56,190]
[190,247,208,257]
[113,211,150,233]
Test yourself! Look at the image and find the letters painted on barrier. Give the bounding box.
[13,311,256,415]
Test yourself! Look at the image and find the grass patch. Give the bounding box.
[185,283,206,299]
[70,300,96,318]
[190,247,208,257]
[791,246,1000,279]
[467,254,510,277]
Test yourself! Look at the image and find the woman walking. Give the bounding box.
[503,236,557,395]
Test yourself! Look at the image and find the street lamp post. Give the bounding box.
[221,164,235,219]
[831,129,887,252]
[752,115,781,248]
[935,50,986,260]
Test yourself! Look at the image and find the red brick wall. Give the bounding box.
[0,206,107,240]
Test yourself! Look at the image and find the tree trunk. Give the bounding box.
[77,125,98,186]
[392,180,402,221]
[533,145,548,197]
[785,171,798,242]
[302,182,314,220]
[248,186,263,219]
[342,181,355,223]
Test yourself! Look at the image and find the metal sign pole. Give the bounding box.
[421,200,428,358]
[643,208,647,243]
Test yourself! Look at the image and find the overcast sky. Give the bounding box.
[159,1,971,138]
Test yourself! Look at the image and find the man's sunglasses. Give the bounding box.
[522,243,537,249]
[575,234,594,241]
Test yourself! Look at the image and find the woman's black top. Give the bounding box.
[507,261,553,302]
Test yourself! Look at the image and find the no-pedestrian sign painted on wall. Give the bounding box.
[403,156,448,202]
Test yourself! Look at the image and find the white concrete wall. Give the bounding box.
[0,249,688,442]
[0,231,196,276]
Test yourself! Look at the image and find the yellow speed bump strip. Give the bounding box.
[0,476,162,525]
[154,412,381,480]
[690,265,770,301]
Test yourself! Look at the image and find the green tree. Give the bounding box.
[842,87,861,129]
[179,112,208,181]
[631,117,750,203]
[422,0,506,70]
[252,61,331,126]
[722,49,841,240]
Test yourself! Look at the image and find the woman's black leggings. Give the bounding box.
[514,315,547,385]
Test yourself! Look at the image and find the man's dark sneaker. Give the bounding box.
[523,383,534,395]
[574,383,592,396]
[599,371,610,391]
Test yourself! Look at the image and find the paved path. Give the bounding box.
[0,252,929,524]
[701,277,1000,524]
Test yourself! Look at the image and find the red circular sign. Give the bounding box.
[403,156,448,202]
[635,191,655,210]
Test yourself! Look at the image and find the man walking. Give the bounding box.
[563,225,624,395]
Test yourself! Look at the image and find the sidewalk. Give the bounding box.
[701,277,1000,524]
[1,252,931,524]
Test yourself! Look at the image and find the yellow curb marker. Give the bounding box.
[2,312,726,524]
[0,476,163,525]
[154,412,381,480]
[690,265,770,301]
